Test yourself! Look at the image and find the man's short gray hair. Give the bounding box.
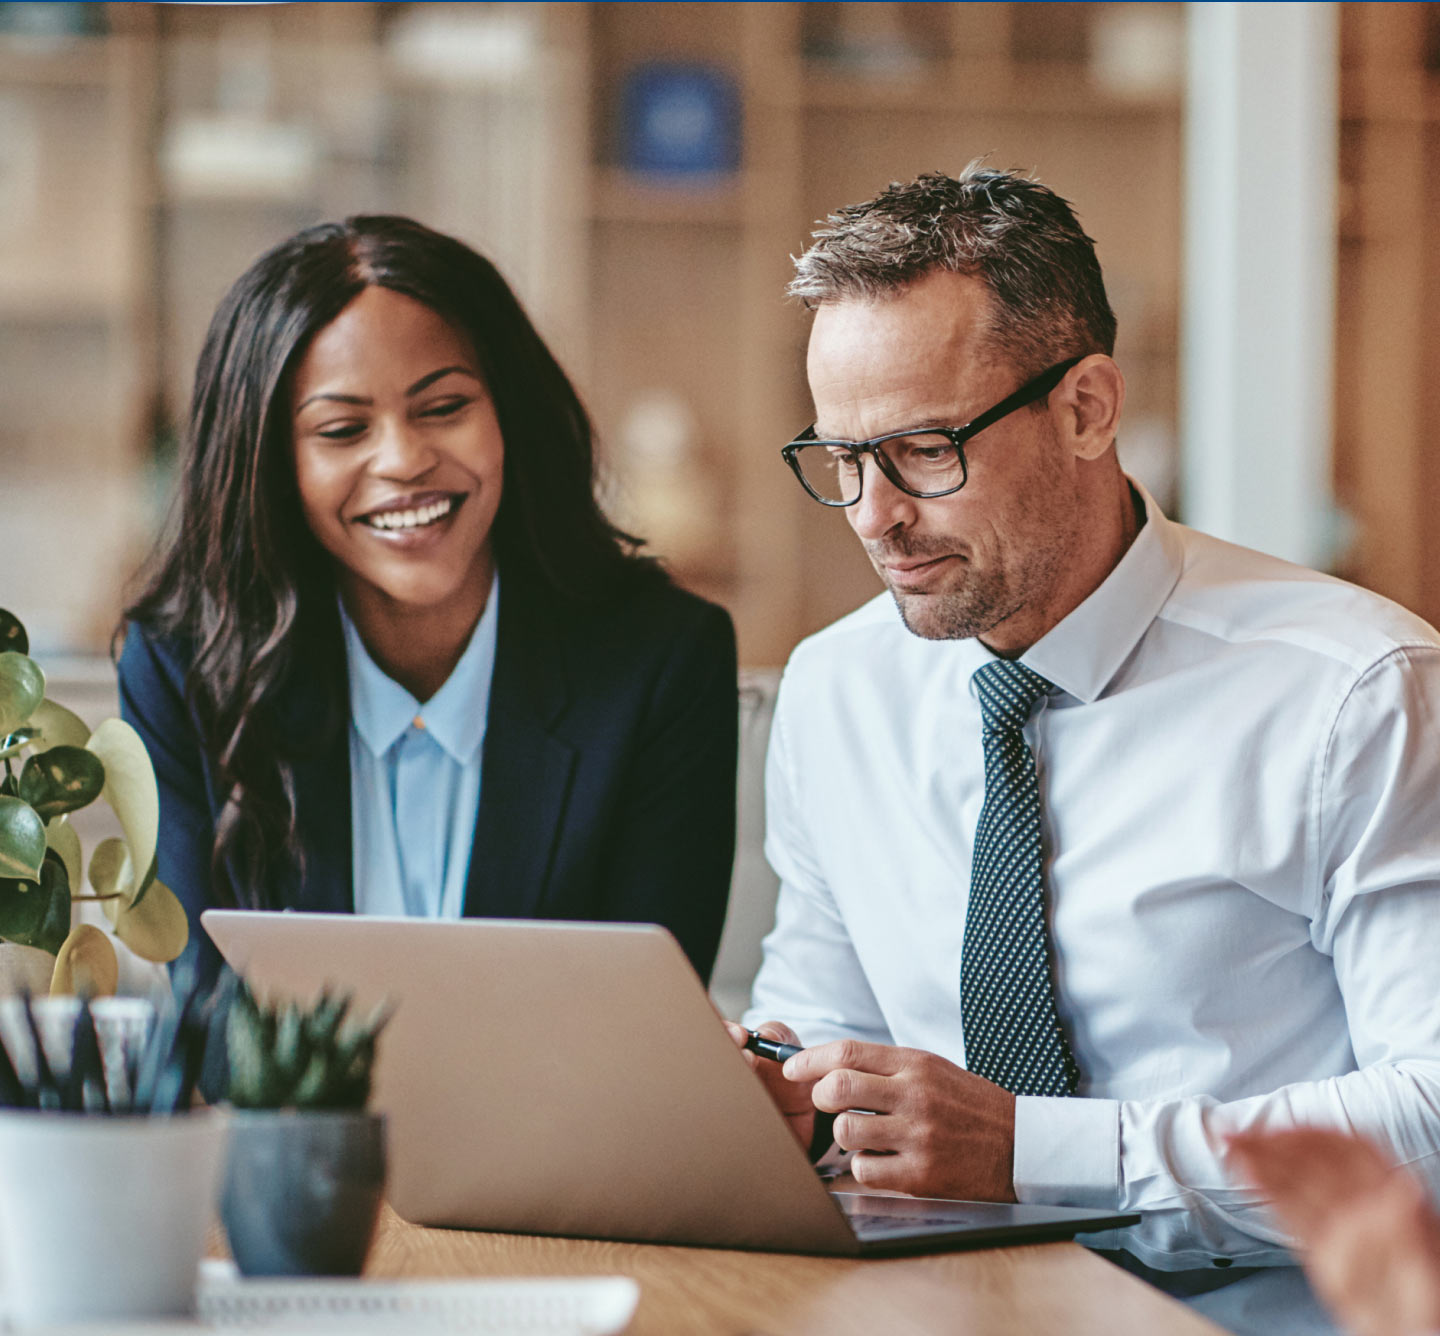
[789,163,1117,378]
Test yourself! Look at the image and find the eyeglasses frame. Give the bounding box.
[781,355,1087,507]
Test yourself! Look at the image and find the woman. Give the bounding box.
[118,216,737,986]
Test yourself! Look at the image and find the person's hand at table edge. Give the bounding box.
[1225,1124,1440,1336]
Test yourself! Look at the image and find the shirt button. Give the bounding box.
[413,716,426,731]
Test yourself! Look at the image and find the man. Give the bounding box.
[731,166,1440,1300]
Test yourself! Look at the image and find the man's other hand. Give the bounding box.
[723,1020,816,1151]
[784,1039,1017,1202]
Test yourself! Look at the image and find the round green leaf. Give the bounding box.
[51,923,119,997]
[18,746,105,821]
[0,794,46,884]
[107,877,188,963]
[46,818,82,896]
[85,719,158,908]
[0,849,72,955]
[90,837,135,900]
[0,652,45,736]
[131,855,159,908]
[0,610,27,657]
[28,698,90,753]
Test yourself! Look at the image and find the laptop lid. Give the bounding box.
[202,912,1137,1256]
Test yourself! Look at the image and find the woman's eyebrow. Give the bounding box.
[295,390,369,412]
[405,366,481,396]
[294,366,480,413]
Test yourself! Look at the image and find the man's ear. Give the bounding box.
[1056,355,1125,461]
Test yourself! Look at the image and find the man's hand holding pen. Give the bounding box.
[724,1021,817,1151]
[727,1023,1018,1203]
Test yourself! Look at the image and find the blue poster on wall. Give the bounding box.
[619,63,741,179]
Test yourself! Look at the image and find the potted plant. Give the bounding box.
[0,980,227,1325]
[221,980,392,1277]
[0,607,189,995]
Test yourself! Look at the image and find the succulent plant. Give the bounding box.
[0,608,189,993]
[227,981,391,1111]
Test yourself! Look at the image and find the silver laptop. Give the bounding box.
[202,911,1138,1256]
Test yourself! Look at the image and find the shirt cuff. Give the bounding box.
[1012,1095,1120,1210]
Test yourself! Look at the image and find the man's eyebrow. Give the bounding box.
[813,415,956,442]
[295,366,481,413]
[892,415,956,433]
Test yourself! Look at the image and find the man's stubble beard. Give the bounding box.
[885,552,1026,642]
[870,470,1079,644]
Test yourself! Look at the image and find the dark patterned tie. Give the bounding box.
[961,659,1079,1097]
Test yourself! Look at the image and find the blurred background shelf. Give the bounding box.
[4,1,1436,662]
[799,64,1181,115]
[577,0,1186,663]
[0,0,1190,663]
[1332,2,1440,618]
[1342,68,1440,121]
[588,168,747,226]
[0,34,117,85]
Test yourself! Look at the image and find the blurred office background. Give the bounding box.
[0,1,1436,670]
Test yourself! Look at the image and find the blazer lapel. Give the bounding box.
[464,585,575,920]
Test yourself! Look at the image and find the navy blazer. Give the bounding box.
[118,575,738,985]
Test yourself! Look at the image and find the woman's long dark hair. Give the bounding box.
[125,216,658,907]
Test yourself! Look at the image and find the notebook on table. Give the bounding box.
[196,1261,639,1334]
[202,911,1139,1257]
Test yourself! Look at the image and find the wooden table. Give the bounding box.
[366,1205,1228,1336]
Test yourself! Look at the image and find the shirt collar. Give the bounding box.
[341,571,501,763]
[1019,479,1183,704]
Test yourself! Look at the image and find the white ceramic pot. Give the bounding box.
[0,1108,229,1326]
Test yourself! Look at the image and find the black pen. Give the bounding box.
[744,1029,804,1064]
[742,1030,882,1123]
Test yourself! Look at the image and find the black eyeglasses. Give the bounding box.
[781,356,1084,507]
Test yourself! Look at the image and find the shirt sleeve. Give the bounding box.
[1015,645,1440,1272]
[744,673,891,1047]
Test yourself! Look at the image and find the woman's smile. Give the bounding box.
[353,490,466,540]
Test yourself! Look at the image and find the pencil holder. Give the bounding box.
[0,1109,228,1325]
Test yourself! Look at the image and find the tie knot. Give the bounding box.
[973,659,1053,733]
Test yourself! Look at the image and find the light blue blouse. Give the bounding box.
[340,574,500,918]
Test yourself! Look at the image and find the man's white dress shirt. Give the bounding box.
[746,485,1440,1272]
[342,573,499,920]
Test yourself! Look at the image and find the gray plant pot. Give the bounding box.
[221,1109,386,1277]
